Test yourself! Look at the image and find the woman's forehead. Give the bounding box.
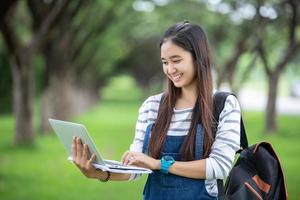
[161,40,190,59]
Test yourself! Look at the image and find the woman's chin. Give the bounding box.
[173,82,183,88]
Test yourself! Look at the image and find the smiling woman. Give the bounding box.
[161,40,197,91]
[72,21,241,200]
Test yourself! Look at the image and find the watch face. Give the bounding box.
[163,156,174,162]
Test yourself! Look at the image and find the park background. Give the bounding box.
[1,0,300,199]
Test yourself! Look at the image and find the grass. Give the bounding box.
[0,100,147,200]
[1,101,299,199]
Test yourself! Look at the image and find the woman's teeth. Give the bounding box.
[173,74,182,81]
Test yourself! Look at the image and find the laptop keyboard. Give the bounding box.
[104,160,125,167]
[104,160,148,170]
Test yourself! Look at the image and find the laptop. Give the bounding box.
[48,119,151,173]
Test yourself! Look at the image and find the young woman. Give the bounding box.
[72,21,241,199]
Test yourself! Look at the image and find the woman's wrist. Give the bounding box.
[94,170,108,180]
[93,170,132,181]
[98,171,110,182]
[154,159,161,170]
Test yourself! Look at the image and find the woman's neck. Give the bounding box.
[175,85,197,109]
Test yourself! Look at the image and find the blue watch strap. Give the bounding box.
[160,156,175,174]
[161,161,170,173]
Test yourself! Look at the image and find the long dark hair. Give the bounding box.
[148,21,214,160]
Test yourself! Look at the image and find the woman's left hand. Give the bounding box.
[121,151,160,170]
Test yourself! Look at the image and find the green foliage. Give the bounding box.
[13,1,32,44]
[2,0,299,104]
[101,74,144,102]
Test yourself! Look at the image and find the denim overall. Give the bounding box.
[142,123,217,200]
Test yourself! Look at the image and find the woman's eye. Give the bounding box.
[162,61,168,65]
[173,60,181,64]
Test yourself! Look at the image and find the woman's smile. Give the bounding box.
[170,73,183,82]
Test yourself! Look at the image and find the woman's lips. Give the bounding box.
[171,73,183,82]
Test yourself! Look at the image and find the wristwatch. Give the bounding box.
[160,155,175,174]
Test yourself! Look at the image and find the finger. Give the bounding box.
[128,157,138,166]
[76,137,83,158]
[85,144,91,159]
[80,144,89,168]
[72,136,77,160]
[125,155,136,166]
[82,144,88,160]
[87,154,96,167]
[86,154,96,171]
[124,154,132,165]
[121,151,129,164]
[127,159,134,166]
[123,151,139,165]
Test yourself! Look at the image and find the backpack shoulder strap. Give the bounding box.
[213,91,248,199]
[213,91,248,150]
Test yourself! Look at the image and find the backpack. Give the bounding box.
[213,92,288,200]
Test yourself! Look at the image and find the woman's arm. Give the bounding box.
[72,137,131,181]
[169,95,241,180]
[95,170,131,181]
[123,95,241,180]
[122,151,206,179]
[168,160,206,179]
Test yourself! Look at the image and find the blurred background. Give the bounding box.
[0,0,299,199]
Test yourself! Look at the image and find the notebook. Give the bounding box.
[48,119,152,174]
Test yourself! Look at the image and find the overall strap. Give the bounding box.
[194,124,204,160]
[142,93,166,154]
[143,93,204,160]
[142,123,154,154]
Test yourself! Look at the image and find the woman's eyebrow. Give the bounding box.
[161,55,182,60]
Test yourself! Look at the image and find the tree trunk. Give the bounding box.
[40,40,100,133]
[40,77,100,133]
[265,72,279,133]
[40,69,75,133]
[11,60,34,145]
[40,86,54,133]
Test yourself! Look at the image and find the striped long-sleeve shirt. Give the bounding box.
[129,92,241,197]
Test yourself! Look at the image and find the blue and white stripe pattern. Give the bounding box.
[129,92,241,196]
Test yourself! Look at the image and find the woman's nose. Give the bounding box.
[167,63,177,74]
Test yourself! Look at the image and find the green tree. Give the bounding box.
[255,0,300,132]
[34,0,135,132]
[0,0,70,145]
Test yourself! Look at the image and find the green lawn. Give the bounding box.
[0,100,299,199]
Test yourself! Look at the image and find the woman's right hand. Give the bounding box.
[71,136,105,179]
[72,136,131,181]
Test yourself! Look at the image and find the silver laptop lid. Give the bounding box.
[48,119,105,165]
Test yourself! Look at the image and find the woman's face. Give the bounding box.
[161,39,196,89]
